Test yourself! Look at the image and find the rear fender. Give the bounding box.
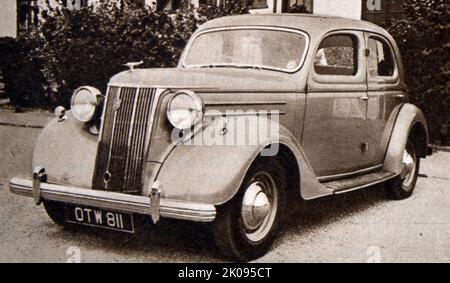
[384,104,429,174]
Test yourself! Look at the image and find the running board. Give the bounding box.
[322,170,398,194]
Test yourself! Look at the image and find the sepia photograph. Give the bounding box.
[0,0,448,268]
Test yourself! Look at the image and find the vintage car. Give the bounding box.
[10,14,431,261]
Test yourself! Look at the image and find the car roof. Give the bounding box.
[198,14,388,36]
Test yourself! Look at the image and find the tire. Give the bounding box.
[43,200,72,228]
[212,157,287,262]
[386,140,420,200]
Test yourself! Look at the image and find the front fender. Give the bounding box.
[384,103,429,174]
[155,116,332,205]
[32,112,98,188]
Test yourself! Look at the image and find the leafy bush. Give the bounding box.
[35,0,191,107]
[196,0,252,23]
[388,0,449,144]
[287,3,311,13]
[0,0,251,109]
[0,36,48,110]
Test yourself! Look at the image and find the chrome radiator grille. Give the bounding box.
[93,87,156,194]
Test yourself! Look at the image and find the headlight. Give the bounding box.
[167,90,204,129]
[71,86,102,122]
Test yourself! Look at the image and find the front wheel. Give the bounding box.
[212,158,286,262]
[386,141,420,200]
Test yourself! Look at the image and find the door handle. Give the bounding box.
[359,96,370,101]
[394,94,405,99]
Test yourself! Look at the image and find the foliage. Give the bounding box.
[0,0,251,109]
[0,36,48,110]
[388,0,449,144]
[196,0,252,24]
[287,3,311,14]
[34,0,187,107]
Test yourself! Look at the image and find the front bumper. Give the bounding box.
[9,177,216,223]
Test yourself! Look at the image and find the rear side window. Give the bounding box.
[314,34,358,76]
[367,37,396,77]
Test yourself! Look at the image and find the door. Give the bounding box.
[303,31,373,177]
[365,33,405,165]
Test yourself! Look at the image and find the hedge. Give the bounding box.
[0,36,48,110]
[0,0,251,109]
[387,0,449,145]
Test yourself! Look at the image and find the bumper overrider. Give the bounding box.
[9,167,216,223]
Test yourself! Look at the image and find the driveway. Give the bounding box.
[0,118,449,263]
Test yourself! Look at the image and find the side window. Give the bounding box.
[367,37,396,77]
[314,34,358,76]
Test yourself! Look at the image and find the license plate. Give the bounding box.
[66,204,134,233]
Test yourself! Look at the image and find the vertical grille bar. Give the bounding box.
[124,88,155,192]
[92,87,155,194]
[107,87,137,192]
[92,86,119,191]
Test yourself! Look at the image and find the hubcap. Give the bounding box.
[241,172,278,243]
[401,144,417,188]
[242,183,271,230]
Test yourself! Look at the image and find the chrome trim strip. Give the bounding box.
[123,87,140,185]
[205,101,288,106]
[318,165,384,183]
[9,178,216,223]
[108,84,220,90]
[97,85,111,143]
[204,111,287,117]
[141,88,164,192]
[105,87,121,183]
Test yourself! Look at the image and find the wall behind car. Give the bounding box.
[0,0,17,38]
[313,0,362,19]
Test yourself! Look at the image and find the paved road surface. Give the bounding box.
[0,124,449,263]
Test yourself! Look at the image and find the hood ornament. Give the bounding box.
[124,60,143,72]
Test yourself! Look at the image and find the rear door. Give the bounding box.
[303,31,371,177]
[364,32,405,165]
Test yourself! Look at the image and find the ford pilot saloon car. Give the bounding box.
[9,14,431,261]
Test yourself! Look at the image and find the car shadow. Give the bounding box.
[278,184,390,238]
[51,216,224,262]
[48,185,390,262]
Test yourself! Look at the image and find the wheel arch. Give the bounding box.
[274,143,300,193]
[384,103,429,174]
[155,120,330,205]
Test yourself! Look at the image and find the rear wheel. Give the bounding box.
[386,141,420,200]
[212,157,286,262]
